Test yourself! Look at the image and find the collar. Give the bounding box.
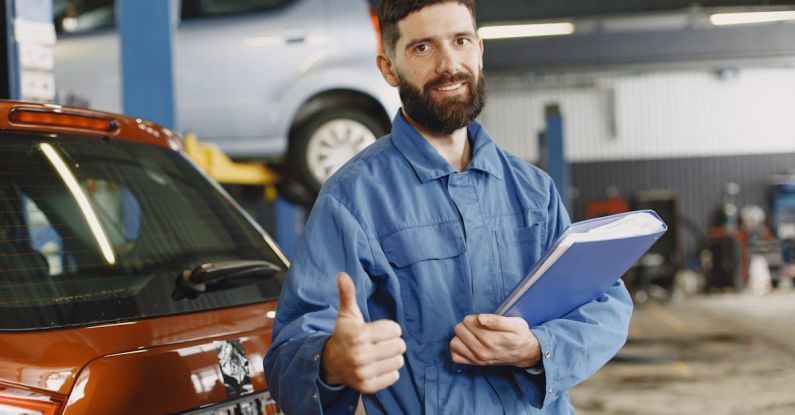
[390,110,503,184]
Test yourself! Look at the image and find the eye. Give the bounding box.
[456,37,471,46]
[414,43,430,54]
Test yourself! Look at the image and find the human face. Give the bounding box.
[377,2,485,134]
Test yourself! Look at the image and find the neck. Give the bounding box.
[403,110,472,172]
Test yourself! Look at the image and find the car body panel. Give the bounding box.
[0,301,276,397]
[175,0,330,149]
[0,101,176,148]
[0,101,286,414]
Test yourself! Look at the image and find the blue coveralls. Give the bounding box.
[264,112,633,414]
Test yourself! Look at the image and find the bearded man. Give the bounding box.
[263,1,633,413]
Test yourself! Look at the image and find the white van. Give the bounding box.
[54,0,400,196]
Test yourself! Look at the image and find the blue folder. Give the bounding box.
[496,210,667,326]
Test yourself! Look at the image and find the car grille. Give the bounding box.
[181,391,282,415]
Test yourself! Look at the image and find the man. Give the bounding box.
[263,1,633,413]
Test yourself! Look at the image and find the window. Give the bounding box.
[0,133,285,330]
[23,195,64,276]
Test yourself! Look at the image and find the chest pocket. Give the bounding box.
[381,221,467,344]
[496,221,546,300]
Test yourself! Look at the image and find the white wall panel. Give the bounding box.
[480,67,795,162]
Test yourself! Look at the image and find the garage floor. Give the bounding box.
[570,290,795,415]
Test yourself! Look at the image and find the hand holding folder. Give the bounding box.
[496,210,667,326]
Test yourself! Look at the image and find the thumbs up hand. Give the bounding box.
[321,272,406,393]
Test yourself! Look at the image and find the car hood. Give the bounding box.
[0,301,277,412]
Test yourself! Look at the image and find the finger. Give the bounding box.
[369,337,406,361]
[477,314,526,333]
[454,321,488,351]
[358,370,401,394]
[450,349,475,365]
[449,336,483,365]
[336,272,363,321]
[355,320,402,344]
[351,337,405,365]
[450,335,482,364]
[355,354,405,382]
[462,315,495,346]
[463,317,516,353]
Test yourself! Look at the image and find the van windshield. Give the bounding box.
[0,133,286,331]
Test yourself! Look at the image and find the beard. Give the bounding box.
[397,70,486,135]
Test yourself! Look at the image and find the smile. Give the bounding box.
[436,82,464,92]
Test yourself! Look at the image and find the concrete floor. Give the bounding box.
[570,290,795,415]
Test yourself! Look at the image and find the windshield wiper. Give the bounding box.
[172,260,282,300]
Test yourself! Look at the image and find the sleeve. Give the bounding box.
[511,177,634,409]
[263,193,375,415]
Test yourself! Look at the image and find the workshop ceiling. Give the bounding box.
[371,1,795,72]
[372,1,795,22]
[472,0,795,23]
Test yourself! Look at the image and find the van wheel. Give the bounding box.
[287,108,388,195]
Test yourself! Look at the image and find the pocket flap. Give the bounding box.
[382,222,465,268]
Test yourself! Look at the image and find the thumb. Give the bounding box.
[336,272,363,321]
[477,314,498,329]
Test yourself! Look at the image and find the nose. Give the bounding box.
[435,44,460,75]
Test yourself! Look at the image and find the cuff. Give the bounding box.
[312,336,359,413]
[510,326,558,409]
[317,374,347,404]
[316,336,346,394]
[532,325,559,405]
[525,364,545,375]
[317,376,346,392]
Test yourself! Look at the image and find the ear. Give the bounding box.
[478,37,484,70]
[377,53,400,87]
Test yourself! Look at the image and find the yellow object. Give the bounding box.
[182,132,278,186]
[264,185,279,202]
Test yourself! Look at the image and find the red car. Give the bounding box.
[0,101,287,414]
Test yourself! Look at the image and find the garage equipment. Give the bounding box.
[771,176,795,240]
[626,190,682,301]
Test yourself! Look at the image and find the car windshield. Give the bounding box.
[0,132,286,331]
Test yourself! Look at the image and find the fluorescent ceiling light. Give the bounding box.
[40,143,116,265]
[710,10,795,26]
[478,22,575,40]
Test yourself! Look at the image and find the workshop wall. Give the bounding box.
[481,66,795,162]
[480,66,795,261]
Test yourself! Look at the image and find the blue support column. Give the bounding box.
[544,104,571,211]
[3,0,20,99]
[117,0,177,129]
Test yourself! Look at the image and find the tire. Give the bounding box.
[286,107,389,196]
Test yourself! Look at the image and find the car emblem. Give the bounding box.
[215,340,254,397]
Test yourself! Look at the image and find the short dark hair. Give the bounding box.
[378,0,477,55]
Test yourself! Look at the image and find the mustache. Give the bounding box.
[423,73,474,93]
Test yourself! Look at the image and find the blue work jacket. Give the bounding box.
[264,112,633,414]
